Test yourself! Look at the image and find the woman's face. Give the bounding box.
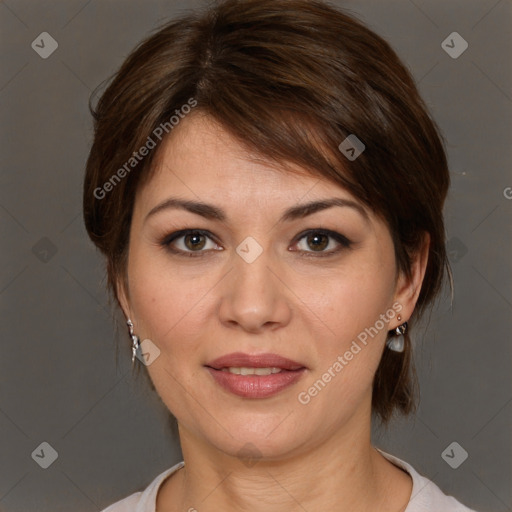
[119,113,424,460]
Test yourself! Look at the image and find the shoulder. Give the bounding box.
[100,461,185,512]
[376,448,478,512]
[101,492,141,512]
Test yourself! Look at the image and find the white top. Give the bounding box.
[101,448,477,511]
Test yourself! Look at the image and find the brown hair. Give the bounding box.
[83,0,452,425]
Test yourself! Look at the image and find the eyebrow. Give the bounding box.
[144,196,369,224]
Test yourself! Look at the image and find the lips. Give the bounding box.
[205,352,306,399]
[206,352,305,371]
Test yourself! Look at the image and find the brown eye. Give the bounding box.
[293,229,352,256]
[184,232,207,251]
[162,229,222,256]
[306,233,329,251]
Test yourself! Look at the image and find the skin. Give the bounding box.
[117,113,430,512]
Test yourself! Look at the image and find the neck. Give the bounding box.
[157,407,411,512]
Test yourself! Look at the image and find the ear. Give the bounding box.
[116,272,132,321]
[392,232,430,324]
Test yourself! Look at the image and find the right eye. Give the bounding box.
[161,229,223,257]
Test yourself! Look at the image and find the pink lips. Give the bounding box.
[205,352,306,399]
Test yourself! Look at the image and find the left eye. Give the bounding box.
[293,230,351,255]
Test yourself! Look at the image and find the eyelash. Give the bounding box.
[159,228,352,258]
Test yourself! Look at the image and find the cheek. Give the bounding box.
[293,257,395,340]
[127,253,215,348]
[291,254,396,403]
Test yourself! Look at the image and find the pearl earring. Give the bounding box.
[386,315,407,352]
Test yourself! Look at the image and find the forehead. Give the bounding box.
[136,113,358,210]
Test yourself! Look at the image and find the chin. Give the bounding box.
[193,408,312,462]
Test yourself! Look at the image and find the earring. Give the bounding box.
[386,315,407,352]
[127,319,141,364]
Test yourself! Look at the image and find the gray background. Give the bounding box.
[0,0,510,511]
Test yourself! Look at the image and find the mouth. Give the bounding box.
[205,352,307,398]
[218,366,287,375]
[206,352,306,371]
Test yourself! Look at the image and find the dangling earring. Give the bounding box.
[127,319,141,364]
[386,315,407,352]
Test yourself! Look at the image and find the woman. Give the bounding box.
[83,0,477,510]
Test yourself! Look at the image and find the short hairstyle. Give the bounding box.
[83,0,452,425]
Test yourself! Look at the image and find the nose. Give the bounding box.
[218,246,292,333]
